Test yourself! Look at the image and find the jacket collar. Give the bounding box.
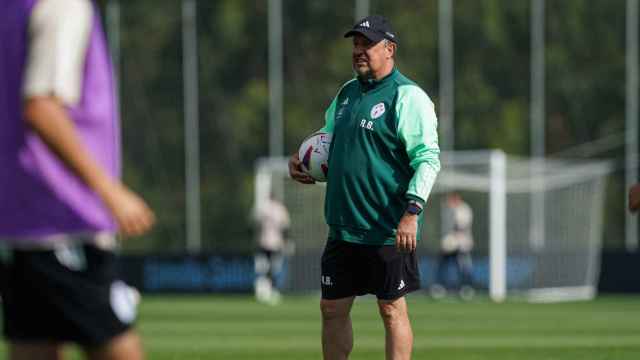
[358,67,398,92]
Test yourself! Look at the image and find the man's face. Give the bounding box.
[352,34,393,78]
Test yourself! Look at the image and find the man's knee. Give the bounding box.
[320,299,351,321]
[378,298,408,323]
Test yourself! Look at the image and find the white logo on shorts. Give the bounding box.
[110,281,139,324]
[321,276,333,286]
[398,280,406,290]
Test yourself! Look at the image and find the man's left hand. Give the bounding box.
[396,213,418,253]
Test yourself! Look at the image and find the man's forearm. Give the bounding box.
[406,161,439,204]
[23,97,118,199]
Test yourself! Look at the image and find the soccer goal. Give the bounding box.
[254,150,611,302]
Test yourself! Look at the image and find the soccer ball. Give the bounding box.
[298,132,332,182]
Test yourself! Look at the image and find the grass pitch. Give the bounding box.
[1,294,639,359]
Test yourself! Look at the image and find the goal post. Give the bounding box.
[435,150,507,302]
[254,150,611,302]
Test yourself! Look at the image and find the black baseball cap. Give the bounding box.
[344,15,398,44]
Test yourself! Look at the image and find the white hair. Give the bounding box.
[382,39,397,57]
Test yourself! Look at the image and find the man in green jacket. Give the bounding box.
[289,15,440,360]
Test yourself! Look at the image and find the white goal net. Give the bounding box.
[254,150,611,302]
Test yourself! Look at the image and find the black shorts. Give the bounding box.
[320,239,420,300]
[0,242,135,347]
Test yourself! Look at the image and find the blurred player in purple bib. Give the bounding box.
[0,1,155,359]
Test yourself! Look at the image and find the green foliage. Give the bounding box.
[105,1,629,252]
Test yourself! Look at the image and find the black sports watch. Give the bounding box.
[406,200,423,216]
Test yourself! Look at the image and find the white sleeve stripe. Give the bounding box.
[22,0,93,106]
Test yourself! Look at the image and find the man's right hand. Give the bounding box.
[288,153,316,184]
[101,182,156,237]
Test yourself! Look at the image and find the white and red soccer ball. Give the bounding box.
[298,132,332,182]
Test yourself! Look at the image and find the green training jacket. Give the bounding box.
[319,68,440,246]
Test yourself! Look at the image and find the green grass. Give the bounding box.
[2,295,640,359]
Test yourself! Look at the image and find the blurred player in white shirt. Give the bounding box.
[253,196,291,305]
[431,192,475,300]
